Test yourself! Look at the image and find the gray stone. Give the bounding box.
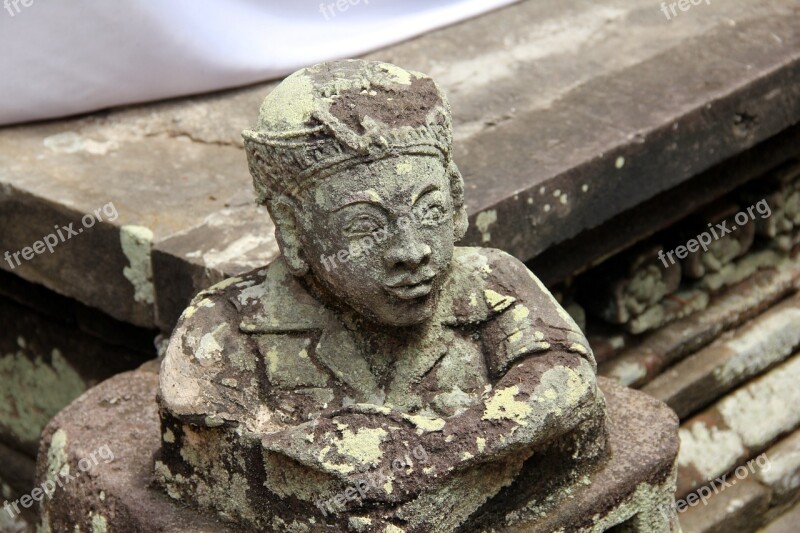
[2,0,799,329]
[600,257,800,387]
[35,369,679,533]
[677,353,800,498]
[678,478,771,533]
[156,60,613,532]
[34,366,232,533]
[643,293,800,418]
[755,429,800,508]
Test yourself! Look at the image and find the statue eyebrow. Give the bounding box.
[412,184,440,205]
[332,191,387,212]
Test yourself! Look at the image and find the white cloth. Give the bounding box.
[0,0,518,126]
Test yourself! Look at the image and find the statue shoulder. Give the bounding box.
[452,247,594,377]
[159,265,275,425]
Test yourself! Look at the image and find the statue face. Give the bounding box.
[300,155,455,327]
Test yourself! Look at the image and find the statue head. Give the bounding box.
[243,60,468,327]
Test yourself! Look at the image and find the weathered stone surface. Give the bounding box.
[0,265,158,356]
[740,160,800,241]
[530,126,800,286]
[0,440,36,510]
[678,478,771,533]
[643,293,800,418]
[0,296,152,456]
[0,442,36,532]
[151,202,279,330]
[600,257,800,387]
[578,244,681,326]
[35,372,679,533]
[586,328,629,365]
[627,288,709,336]
[35,366,232,533]
[760,500,800,533]
[677,353,800,498]
[756,429,800,508]
[468,377,680,532]
[152,59,615,532]
[675,202,756,280]
[2,0,799,329]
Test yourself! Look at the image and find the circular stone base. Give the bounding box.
[34,365,679,532]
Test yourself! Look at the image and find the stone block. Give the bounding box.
[34,371,679,532]
[601,258,800,387]
[0,295,152,455]
[678,478,771,533]
[677,354,800,497]
[756,429,800,508]
[643,293,800,418]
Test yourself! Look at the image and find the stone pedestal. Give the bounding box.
[32,366,678,532]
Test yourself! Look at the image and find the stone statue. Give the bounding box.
[155,60,670,532]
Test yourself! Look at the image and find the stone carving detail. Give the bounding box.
[155,60,674,532]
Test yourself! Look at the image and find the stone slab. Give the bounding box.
[756,429,800,507]
[1,0,799,330]
[35,370,678,532]
[678,478,771,533]
[643,292,800,418]
[600,257,800,388]
[760,501,800,533]
[677,353,800,498]
[0,295,152,456]
[0,268,157,357]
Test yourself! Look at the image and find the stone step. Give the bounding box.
[0,295,152,456]
[677,353,800,498]
[599,257,800,387]
[760,500,800,533]
[678,478,771,533]
[755,429,800,509]
[642,292,800,418]
[1,0,799,330]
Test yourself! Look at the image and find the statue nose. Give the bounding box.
[385,237,432,270]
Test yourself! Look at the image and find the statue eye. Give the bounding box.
[344,215,382,236]
[416,202,447,226]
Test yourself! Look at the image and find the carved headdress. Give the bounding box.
[242,60,462,207]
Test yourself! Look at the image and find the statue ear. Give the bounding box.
[447,161,469,241]
[268,196,309,276]
[453,206,469,241]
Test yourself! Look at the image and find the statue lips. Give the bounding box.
[384,273,436,300]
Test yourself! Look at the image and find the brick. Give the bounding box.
[756,429,800,507]
[678,478,770,533]
[643,293,800,418]
[600,258,800,387]
[677,354,800,497]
